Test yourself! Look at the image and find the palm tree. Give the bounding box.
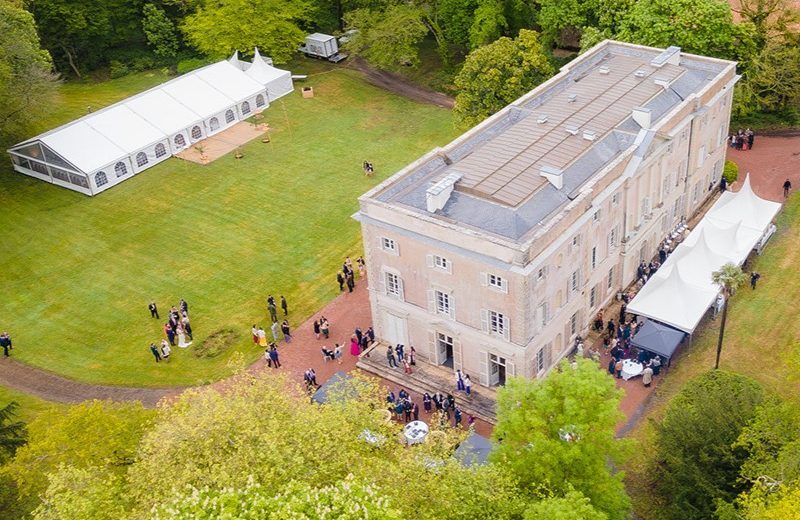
[711,262,748,369]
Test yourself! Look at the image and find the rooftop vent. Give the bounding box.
[650,46,681,68]
[426,173,461,213]
[598,66,610,75]
[540,165,564,190]
[582,130,597,141]
[537,114,548,124]
[568,93,577,103]
[564,125,580,136]
[632,107,652,129]
[634,70,647,78]
[654,77,671,89]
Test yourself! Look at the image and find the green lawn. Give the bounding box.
[624,195,800,519]
[0,63,457,387]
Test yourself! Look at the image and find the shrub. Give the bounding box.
[131,55,157,72]
[109,61,129,79]
[193,329,240,358]
[723,160,739,184]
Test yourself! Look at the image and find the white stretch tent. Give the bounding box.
[628,175,781,333]
[8,60,269,196]
[246,48,294,102]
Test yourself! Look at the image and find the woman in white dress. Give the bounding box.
[160,340,172,362]
[177,323,192,348]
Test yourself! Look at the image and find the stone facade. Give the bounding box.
[356,40,738,389]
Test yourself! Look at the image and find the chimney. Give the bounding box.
[568,93,577,103]
[537,114,548,124]
[650,46,681,68]
[599,66,610,75]
[540,165,564,190]
[582,130,597,141]
[426,173,461,213]
[564,125,580,136]
[632,107,652,129]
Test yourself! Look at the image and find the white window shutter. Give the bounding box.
[446,260,453,274]
[427,330,436,361]
[479,350,489,386]
[453,339,462,371]
[398,278,405,302]
[378,271,386,294]
[426,254,434,268]
[507,361,516,377]
[449,294,456,320]
[427,289,436,312]
[500,278,508,294]
[536,305,544,330]
[503,317,510,341]
[479,272,488,286]
[545,344,552,368]
[480,309,489,332]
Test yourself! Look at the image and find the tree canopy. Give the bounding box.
[453,29,554,128]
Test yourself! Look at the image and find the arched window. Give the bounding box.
[209,117,220,131]
[241,101,251,115]
[191,126,202,140]
[174,134,186,148]
[115,161,128,178]
[155,143,167,158]
[256,94,265,107]
[225,109,235,124]
[136,152,149,167]
[95,171,108,187]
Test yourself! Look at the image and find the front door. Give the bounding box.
[489,353,507,386]
[383,313,408,346]
[437,332,454,368]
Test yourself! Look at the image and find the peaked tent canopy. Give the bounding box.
[630,318,686,361]
[246,48,294,101]
[228,50,248,71]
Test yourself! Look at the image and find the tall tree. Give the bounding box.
[468,0,507,49]
[181,0,313,64]
[453,29,554,128]
[711,262,748,369]
[142,3,179,62]
[0,402,26,462]
[492,358,630,519]
[652,370,764,520]
[344,3,429,70]
[733,0,800,48]
[734,42,800,118]
[0,1,58,146]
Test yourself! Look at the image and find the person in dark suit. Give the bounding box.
[280,295,288,316]
[179,299,188,316]
[0,332,12,357]
[164,323,176,346]
[150,343,161,362]
[336,271,345,291]
[148,302,159,319]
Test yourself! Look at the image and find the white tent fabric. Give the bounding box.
[246,48,294,101]
[628,174,781,333]
[228,50,248,71]
[8,60,270,195]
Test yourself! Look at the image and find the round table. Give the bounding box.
[404,420,429,445]
[621,359,644,381]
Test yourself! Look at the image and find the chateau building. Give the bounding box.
[355,40,738,388]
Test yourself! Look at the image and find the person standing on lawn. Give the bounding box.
[252,325,259,345]
[267,299,278,323]
[164,323,176,346]
[271,321,279,342]
[148,301,159,319]
[0,332,12,357]
[179,298,189,316]
[337,271,345,292]
[280,296,288,316]
[160,340,171,362]
[150,343,161,362]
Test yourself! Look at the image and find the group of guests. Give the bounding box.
[601,312,664,388]
[362,160,375,176]
[149,299,192,363]
[389,387,473,429]
[729,129,755,151]
[251,319,293,347]
[336,256,365,293]
[266,294,288,323]
[386,343,416,373]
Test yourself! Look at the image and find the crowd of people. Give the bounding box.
[729,129,755,151]
[387,387,475,429]
[385,343,416,374]
[149,299,192,363]
[336,256,365,293]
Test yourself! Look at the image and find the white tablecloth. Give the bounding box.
[621,360,644,381]
[404,421,429,445]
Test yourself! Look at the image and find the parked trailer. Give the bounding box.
[299,33,348,63]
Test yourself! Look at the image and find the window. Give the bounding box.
[608,226,618,249]
[69,172,89,188]
[174,134,186,148]
[571,235,580,249]
[155,143,167,158]
[488,274,507,292]
[570,312,578,336]
[385,272,403,299]
[115,161,128,178]
[241,101,251,115]
[608,266,614,290]
[590,285,597,308]
[692,182,700,203]
[209,117,220,132]
[435,290,450,316]
[591,246,597,270]
[256,94,266,107]
[537,266,547,281]
[538,302,549,327]
[381,237,397,254]
[225,109,235,124]
[191,126,202,140]
[712,160,722,183]
[697,145,706,167]
[427,254,451,273]
[94,171,108,187]
[51,167,69,182]
[489,310,507,338]
[612,192,620,205]
[593,209,601,222]
[717,126,725,147]
[535,346,546,373]
[570,270,580,292]
[136,152,149,167]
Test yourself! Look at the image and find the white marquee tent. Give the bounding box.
[245,48,294,102]
[8,60,271,196]
[628,175,781,333]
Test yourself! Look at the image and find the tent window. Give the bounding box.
[51,167,70,182]
[256,94,265,107]
[155,143,167,158]
[28,160,49,175]
[225,110,235,124]
[115,162,128,178]
[69,173,89,188]
[136,152,149,167]
[191,126,202,139]
[174,134,186,148]
[95,171,108,187]
[209,117,220,131]
[241,101,251,115]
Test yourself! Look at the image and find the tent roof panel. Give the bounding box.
[630,318,686,360]
[245,57,291,84]
[123,89,202,135]
[40,122,127,173]
[160,73,235,117]
[84,105,165,154]
[193,61,265,103]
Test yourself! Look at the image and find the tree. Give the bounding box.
[733,43,800,118]
[436,0,479,48]
[181,0,313,64]
[142,3,179,62]
[524,490,608,520]
[0,1,59,147]
[733,0,800,48]
[711,262,748,369]
[344,4,429,70]
[536,0,634,47]
[453,29,554,128]
[652,370,764,520]
[468,0,507,49]
[491,358,630,519]
[617,0,758,64]
[0,402,26,462]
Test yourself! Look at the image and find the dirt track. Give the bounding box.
[347,58,455,109]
